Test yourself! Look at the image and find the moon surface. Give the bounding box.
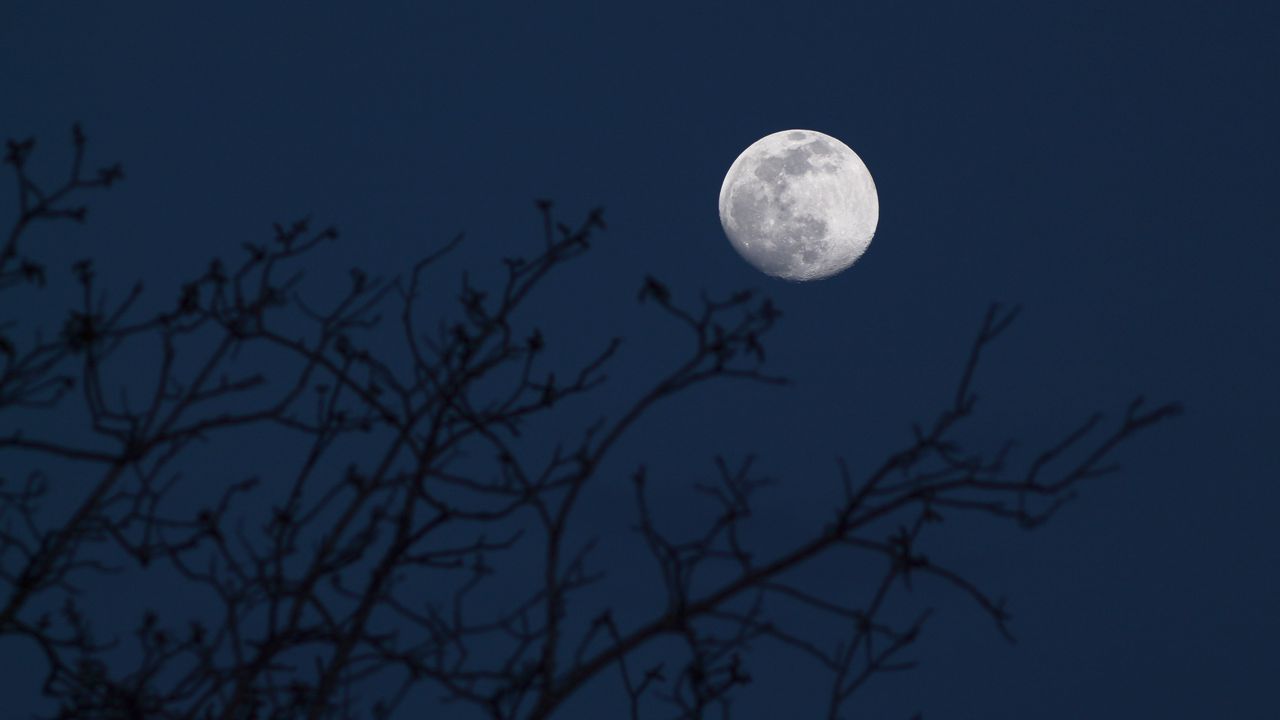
[718,129,878,281]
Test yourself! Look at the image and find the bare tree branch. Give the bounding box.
[0,127,1181,720]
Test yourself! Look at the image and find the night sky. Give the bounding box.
[3,1,1278,717]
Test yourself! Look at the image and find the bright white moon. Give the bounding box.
[718,129,878,281]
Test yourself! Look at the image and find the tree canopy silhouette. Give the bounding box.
[0,127,1181,719]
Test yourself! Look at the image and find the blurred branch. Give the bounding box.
[0,127,1181,720]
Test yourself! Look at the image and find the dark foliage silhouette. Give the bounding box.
[0,127,1181,719]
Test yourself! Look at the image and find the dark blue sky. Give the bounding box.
[3,1,1278,717]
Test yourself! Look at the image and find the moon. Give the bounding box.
[718,129,879,281]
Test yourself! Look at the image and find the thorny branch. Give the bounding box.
[0,128,1181,719]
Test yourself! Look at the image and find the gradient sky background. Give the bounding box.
[2,1,1278,717]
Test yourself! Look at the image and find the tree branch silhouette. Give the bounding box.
[0,127,1181,720]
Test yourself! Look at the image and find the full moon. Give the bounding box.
[718,129,878,281]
